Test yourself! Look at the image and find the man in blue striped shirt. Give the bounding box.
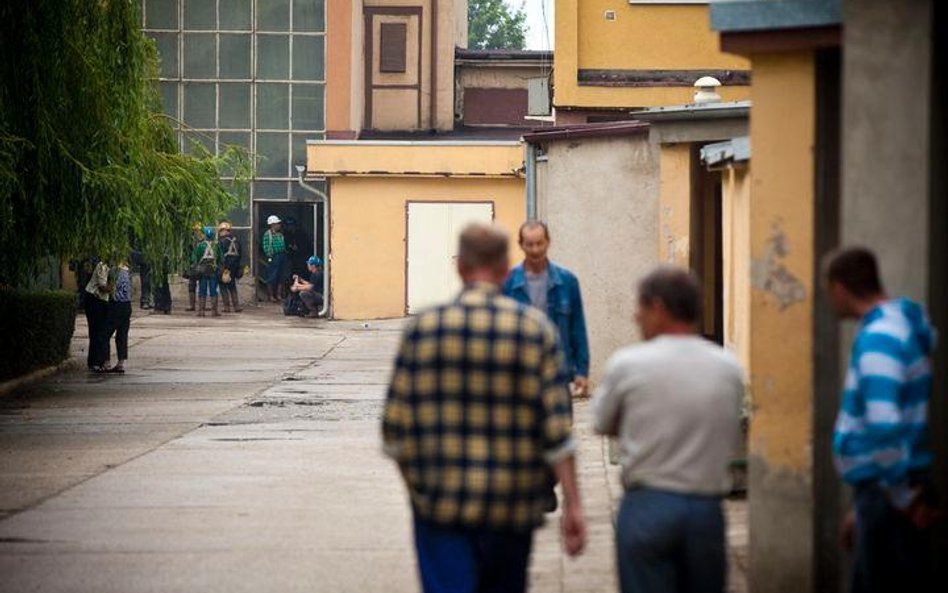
[825,247,940,593]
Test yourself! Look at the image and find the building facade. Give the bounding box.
[141,0,327,286]
[553,0,751,123]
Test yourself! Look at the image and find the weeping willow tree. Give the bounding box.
[0,0,251,287]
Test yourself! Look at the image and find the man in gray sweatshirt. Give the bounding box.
[592,266,744,593]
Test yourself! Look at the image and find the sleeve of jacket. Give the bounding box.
[569,275,591,377]
[538,322,576,465]
[382,319,418,461]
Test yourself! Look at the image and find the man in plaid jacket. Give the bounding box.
[383,222,586,593]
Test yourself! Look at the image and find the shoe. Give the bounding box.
[91,365,112,374]
[140,303,152,310]
[109,366,125,374]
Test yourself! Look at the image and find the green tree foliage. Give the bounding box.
[0,0,251,287]
[469,0,528,50]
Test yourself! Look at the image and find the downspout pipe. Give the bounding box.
[525,142,538,219]
[294,165,330,318]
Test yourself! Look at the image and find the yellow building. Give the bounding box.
[306,140,524,319]
[554,0,751,122]
[710,1,947,592]
[312,1,548,319]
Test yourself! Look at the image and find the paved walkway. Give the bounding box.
[0,306,746,592]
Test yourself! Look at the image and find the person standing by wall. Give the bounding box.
[184,223,204,312]
[383,223,587,593]
[592,267,744,593]
[261,215,287,303]
[84,257,112,373]
[503,221,591,397]
[217,222,243,313]
[191,226,221,317]
[107,258,132,373]
[824,247,940,593]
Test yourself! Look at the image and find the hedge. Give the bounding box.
[0,289,77,381]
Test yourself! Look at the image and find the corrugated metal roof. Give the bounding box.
[701,136,751,166]
[630,100,751,122]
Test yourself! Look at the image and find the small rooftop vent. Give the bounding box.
[693,76,722,104]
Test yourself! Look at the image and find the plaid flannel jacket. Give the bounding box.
[383,283,575,532]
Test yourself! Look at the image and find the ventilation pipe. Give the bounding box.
[693,76,723,104]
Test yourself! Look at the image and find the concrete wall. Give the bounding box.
[745,50,817,593]
[841,0,932,301]
[536,134,659,384]
[554,0,750,109]
[329,176,525,319]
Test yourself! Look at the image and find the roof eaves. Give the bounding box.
[631,101,751,122]
[710,0,841,33]
[521,121,650,144]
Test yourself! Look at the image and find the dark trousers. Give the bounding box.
[851,483,931,593]
[108,301,132,361]
[131,250,150,307]
[299,289,323,313]
[413,516,533,593]
[616,488,726,593]
[84,297,110,368]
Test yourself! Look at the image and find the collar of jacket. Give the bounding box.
[462,281,501,294]
[508,261,565,290]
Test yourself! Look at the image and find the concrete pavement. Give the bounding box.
[0,305,746,592]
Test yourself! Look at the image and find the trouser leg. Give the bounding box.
[681,496,726,593]
[220,286,231,312]
[474,529,533,593]
[112,302,132,361]
[413,517,477,593]
[851,484,931,593]
[85,302,96,369]
[616,489,683,593]
[230,283,241,311]
[187,277,197,310]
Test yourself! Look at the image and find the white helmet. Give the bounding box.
[267,215,281,225]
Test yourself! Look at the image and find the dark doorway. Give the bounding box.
[690,145,724,345]
[253,202,324,301]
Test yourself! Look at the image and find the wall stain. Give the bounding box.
[751,221,807,310]
[661,205,688,265]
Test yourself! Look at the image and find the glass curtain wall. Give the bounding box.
[141,0,326,269]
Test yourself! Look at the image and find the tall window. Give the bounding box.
[141,0,326,215]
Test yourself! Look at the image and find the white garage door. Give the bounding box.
[407,201,494,314]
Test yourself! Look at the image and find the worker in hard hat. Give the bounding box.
[290,255,324,317]
[184,222,206,311]
[261,215,287,302]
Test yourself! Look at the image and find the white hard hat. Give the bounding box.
[267,215,281,225]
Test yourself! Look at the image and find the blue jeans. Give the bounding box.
[616,488,725,593]
[850,483,931,593]
[198,275,218,297]
[413,516,533,593]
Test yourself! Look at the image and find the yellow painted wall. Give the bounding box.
[308,141,524,177]
[658,144,691,266]
[722,163,751,372]
[330,177,526,319]
[747,52,815,472]
[555,0,751,109]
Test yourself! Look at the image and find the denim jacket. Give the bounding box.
[502,261,590,378]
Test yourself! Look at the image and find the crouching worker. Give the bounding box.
[289,255,324,318]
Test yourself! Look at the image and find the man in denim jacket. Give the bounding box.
[503,221,591,396]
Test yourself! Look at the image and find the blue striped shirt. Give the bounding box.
[832,298,936,509]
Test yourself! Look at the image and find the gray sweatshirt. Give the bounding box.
[591,335,744,496]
